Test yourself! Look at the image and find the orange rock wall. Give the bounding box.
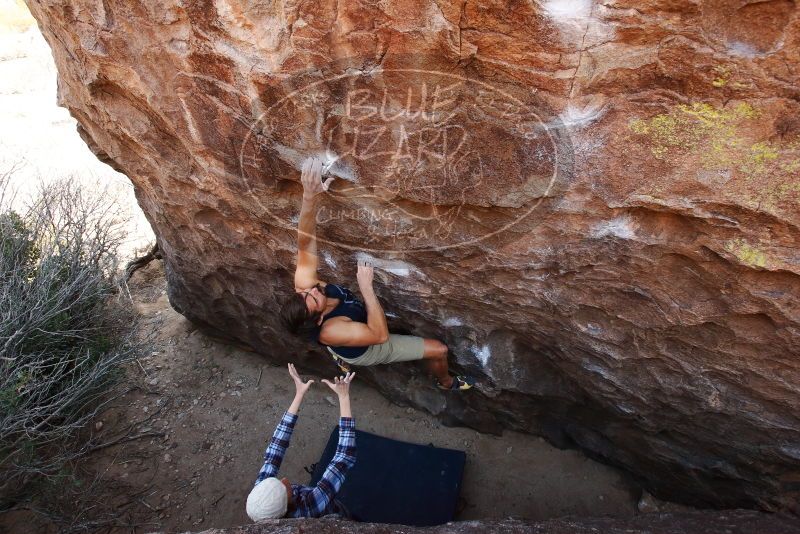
[26,0,800,511]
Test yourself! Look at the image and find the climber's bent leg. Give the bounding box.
[339,334,425,366]
[422,339,452,388]
[423,340,475,391]
[338,336,472,390]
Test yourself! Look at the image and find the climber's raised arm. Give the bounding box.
[295,156,334,291]
[282,158,474,392]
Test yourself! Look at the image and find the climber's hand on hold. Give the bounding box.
[356,260,374,292]
[301,156,333,200]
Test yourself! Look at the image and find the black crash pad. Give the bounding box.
[309,427,466,526]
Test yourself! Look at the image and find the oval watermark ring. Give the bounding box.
[238,55,574,254]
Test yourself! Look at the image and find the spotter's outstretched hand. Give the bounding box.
[321,372,356,398]
[288,363,314,396]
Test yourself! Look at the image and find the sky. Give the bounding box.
[0,0,154,259]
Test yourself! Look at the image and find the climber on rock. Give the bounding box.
[279,156,474,391]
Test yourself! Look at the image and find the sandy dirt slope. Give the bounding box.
[108,261,638,531]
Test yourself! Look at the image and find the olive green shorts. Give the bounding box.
[330,334,426,367]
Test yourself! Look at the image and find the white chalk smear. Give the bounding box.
[541,0,615,50]
[443,317,464,327]
[355,252,425,278]
[560,102,607,129]
[542,0,592,20]
[617,403,635,415]
[473,345,491,366]
[583,361,611,379]
[273,144,357,182]
[590,215,635,239]
[728,39,786,58]
[322,251,337,269]
[580,322,603,335]
[727,41,760,58]
[779,446,800,460]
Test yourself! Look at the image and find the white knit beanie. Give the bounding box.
[246,477,288,521]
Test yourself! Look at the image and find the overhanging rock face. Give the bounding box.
[26,0,800,511]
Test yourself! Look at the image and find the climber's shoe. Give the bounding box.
[329,352,352,374]
[437,374,475,391]
[326,347,352,373]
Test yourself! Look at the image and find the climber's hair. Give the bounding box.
[279,293,322,340]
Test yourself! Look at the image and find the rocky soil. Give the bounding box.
[24,0,800,512]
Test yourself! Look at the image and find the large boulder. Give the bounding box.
[26,0,800,512]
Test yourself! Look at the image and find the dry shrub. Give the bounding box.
[0,171,144,529]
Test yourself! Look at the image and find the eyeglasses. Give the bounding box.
[300,284,322,310]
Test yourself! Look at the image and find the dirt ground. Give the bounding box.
[3,261,642,533]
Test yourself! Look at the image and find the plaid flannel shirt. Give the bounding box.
[255,411,357,518]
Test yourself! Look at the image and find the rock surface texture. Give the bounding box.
[182,512,800,534]
[27,0,800,513]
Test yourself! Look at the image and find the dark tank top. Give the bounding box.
[319,284,368,358]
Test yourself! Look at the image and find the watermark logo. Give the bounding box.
[238,55,573,253]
